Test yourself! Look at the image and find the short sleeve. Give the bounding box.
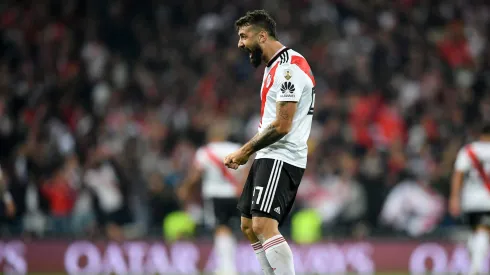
[454,147,471,172]
[276,64,306,102]
[193,148,206,170]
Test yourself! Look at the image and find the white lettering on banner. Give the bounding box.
[64,241,101,274]
[171,242,199,274]
[60,241,373,274]
[102,243,128,274]
[235,245,261,273]
[0,241,27,274]
[65,242,175,274]
[206,245,262,273]
[448,246,471,274]
[202,243,368,274]
[289,243,374,274]
[409,243,490,274]
[20,240,490,274]
[448,245,490,274]
[345,243,375,273]
[145,244,172,273]
[290,245,305,273]
[204,248,216,273]
[124,242,147,274]
[409,243,448,274]
[308,245,347,273]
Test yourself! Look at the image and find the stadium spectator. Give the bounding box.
[83,146,132,240]
[41,162,77,235]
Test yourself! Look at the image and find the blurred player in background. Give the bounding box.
[450,123,490,275]
[0,165,16,222]
[179,124,247,275]
[380,177,444,237]
[224,10,315,275]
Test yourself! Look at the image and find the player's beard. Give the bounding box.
[248,44,263,68]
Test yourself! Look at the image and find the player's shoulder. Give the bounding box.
[460,141,480,152]
[277,48,308,66]
[455,142,480,160]
[465,141,490,154]
[277,49,313,73]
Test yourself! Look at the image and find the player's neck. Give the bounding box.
[480,135,490,142]
[262,41,285,64]
[209,138,224,143]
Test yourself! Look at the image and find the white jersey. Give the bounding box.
[84,163,123,213]
[194,141,243,199]
[380,180,444,237]
[255,47,315,168]
[454,141,490,211]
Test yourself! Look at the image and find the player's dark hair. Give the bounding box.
[235,10,277,40]
[481,122,490,135]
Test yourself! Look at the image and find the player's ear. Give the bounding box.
[259,30,267,43]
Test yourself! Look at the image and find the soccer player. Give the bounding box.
[450,124,490,275]
[179,125,247,275]
[224,10,315,275]
[0,165,15,219]
[380,178,444,237]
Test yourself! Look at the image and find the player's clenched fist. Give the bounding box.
[224,149,249,170]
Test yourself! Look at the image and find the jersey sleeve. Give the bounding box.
[276,64,306,102]
[454,147,471,172]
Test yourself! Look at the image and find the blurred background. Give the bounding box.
[0,0,488,245]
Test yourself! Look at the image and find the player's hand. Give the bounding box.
[224,149,249,170]
[449,196,461,218]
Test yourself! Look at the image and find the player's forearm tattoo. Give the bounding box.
[250,123,286,152]
[242,102,292,155]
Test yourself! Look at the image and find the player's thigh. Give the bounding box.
[250,159,305,225]
[237,160,258,218]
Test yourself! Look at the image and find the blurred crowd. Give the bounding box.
[0,0,489,240]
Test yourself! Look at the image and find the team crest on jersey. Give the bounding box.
[284,69,292,80]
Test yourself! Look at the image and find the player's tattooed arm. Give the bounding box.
[241,101,297,156]
[248,123,284,151]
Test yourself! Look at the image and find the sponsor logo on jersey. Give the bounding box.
[280,82,295,93]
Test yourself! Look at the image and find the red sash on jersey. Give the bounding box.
[466,145,490,193]
[204,147,242,195]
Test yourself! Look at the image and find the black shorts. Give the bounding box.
[205,197,240,227]
[103,207,132,226]
[463,211,490,230]
[237,158,305,226]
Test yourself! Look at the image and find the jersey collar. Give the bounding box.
[266,46,289,67]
